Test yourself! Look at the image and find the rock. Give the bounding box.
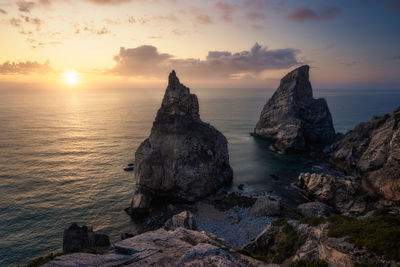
[49,227,268,266]
[297,172,363,213]
[238,183,244,190]
[330,106,400,201]
[123,166,134,171]
[242,220,382,266]
[250,196,281,217]
[63,223,110,253]
[164,211,197,231]
[129,71,233,216]
[120,233,134,240]
[253,65,336,153]
[296,202,333,218]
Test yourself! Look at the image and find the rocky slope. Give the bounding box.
[129,71,233,216]
[330,106,400,200]
[45,227,269,267]
[254,65,336,153]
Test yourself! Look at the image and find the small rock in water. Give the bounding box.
[238,184,244,190]
[123,166,134,171]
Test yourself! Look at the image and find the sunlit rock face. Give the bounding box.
[254,65,336,153]
[130,71,233,216]
[330,106,400,201]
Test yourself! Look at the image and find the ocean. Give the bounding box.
[0,87,399,266]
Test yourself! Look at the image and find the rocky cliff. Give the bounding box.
[254,65,336,153]
[330,106,400,200]
[130,71,233,216]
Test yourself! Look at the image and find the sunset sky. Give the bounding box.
[1,0,399,89]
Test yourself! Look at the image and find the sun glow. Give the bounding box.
[62,70,79,85]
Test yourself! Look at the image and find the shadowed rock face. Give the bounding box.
[330,106,400,201]
[130,71,233,216]
[254,65,336,153]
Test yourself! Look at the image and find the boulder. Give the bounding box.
[47,228,268,266]
[253,65,336,153]
[296,202,333,218]
[330,106,400,201]
[129,71,233,216]
[250,196,281,217]
[164,211,197,231]
[297,173,362,213]
[63,223,110,253]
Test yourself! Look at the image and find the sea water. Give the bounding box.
[0,87,399,265]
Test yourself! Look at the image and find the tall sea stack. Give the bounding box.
[254,65,336,153]
[130,71,233,216]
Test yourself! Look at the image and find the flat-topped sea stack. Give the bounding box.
[129,71,233,216]
[254,65,336,153]
[330,106,400,201]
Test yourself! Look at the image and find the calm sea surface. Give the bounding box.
[0,87,399,265]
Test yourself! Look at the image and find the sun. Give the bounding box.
[62,70,79,85]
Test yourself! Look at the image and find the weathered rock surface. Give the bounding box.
[297,173,365,213]
[296,202,333,218]
[250,196,281,217]
[130,71,233,216]
[62,223,110,253]
[254,65,336,152]
[243,220,382,266]
[330,106,400,201]
[47,228,268,266]
[164,210,197,230]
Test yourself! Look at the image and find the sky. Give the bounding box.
[0,0,399,89]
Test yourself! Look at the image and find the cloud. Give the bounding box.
[190,8,213,25]
[8,15,43,31]
[0,8,7,15]
[244,11,266,21]
[0,60,53,74]
[17,0,35,12]
[384,55,400,60]
[286,6,341,22]
[83,0,133,4]
[214,1,240,21]
[111,43,300,80]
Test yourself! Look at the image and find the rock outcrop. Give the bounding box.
[330,106,400,201]
[129,71,233,216]
[47,228,268,266]
[63,223,110,253]
[296,202,333,218]
[163,211,197,231]
[297,173,365,213]
[243,220,382,266]
[250,196,281,217]
[254,65,336,153]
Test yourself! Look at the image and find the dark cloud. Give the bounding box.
[0,60,53,74]
[214,1,240,21]
[17,0,36,12]
[111,43,300,80]
[190,8,213,25]
[286,6,341,22]
[9,15,43,31]
[0,8,7,15]
[244,11,266,21]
